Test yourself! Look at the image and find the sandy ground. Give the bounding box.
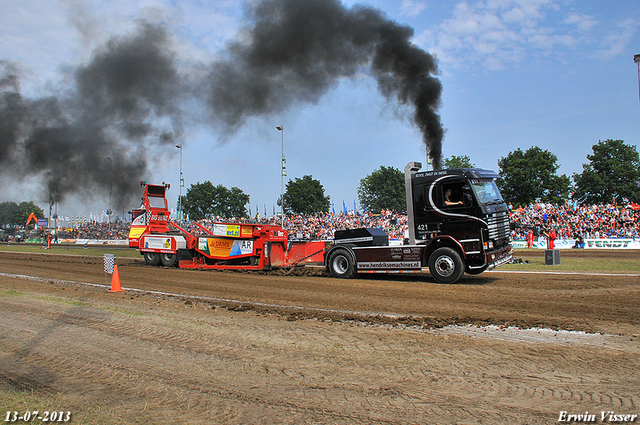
[0,249,638,424]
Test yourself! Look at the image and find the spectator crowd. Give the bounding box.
[24,202,640,243]
[509,201,640,241]
[55,221,131,240]
[192,210,408,241]
[179,201,640,243]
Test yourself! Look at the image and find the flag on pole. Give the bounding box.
[282,154,287,176]
[343,200,347,214]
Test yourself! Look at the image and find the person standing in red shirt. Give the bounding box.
[546,228,557,250]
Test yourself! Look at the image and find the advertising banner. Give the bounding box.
[198,237,254,257]
[212,224,241,237]
[128,226,146,240]
[514,238,640,250]
[144,236,173,250]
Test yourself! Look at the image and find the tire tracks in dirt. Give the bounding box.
[1,250,639,423]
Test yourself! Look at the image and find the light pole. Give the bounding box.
[106,157,112,228]
[635,54,640,115]
[276,125,285,226]
[176,144,183,220]
[46,172,52,229]
[54,191,59,242]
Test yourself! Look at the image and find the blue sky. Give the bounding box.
[1,0,639,218]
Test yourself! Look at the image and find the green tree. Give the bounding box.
[182,181,250,220]
[497,146,571,206]
[443,155,475,169]
[283,175,330,215]
[225,187,251,217]
[573,139,640,204]
[357,166,406,213]
[16,201,44,226]
[0,202,20,226]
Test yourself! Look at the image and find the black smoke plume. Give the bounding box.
[206,0,443,167]
[0,23,181,210]
[0,0,444,211]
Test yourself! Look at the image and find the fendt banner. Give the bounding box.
[512,238,640,250]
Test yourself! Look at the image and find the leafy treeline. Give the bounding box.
[0,202,44,227]
[180,181,250,221]
[11,139,623,221]
[179,139,640,217]
[498,139,640,207]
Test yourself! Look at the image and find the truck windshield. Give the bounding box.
[470,179,503,205]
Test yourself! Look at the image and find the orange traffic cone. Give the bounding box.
[108,265,124,293]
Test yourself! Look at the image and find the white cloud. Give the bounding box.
[596,18,639,60]
[0,1,78,86]
[400,0,427,17]
[413,0,618,71]
[0,0,240,91]
[562,13,598,31]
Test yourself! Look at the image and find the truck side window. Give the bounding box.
[442,183,465,207]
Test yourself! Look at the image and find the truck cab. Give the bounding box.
[408,165,512,277]
[325,162,512,284]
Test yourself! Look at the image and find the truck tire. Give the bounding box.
[328,249,356,278]
[160,253,178,267]
[144,252,161,266]
[429,247,464,284]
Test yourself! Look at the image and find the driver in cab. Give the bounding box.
[444,188,463,206]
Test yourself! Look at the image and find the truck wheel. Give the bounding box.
[429,247,464,284]
[160,253,177,267]
[328,249,356,278]
[144,252,161,266]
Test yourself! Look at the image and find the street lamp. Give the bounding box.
[276,125,285,226]
[106,157,112,227]
[635,54,640,115]
[46,172,52,229]
[54,191,59,242]
[176,144,183,220]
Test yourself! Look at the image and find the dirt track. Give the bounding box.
[0,249,639,424]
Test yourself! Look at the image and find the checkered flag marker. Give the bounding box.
[104,253,115,275]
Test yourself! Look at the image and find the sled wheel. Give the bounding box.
[144,252,161,266]
[160,253,178,267]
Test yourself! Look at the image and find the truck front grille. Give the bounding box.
[487,211,510,241]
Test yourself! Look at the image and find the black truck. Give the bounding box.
[325,162,513,284]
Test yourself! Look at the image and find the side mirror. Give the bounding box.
[463,193,473,207]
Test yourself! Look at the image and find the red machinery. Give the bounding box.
[128,183,328,269]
